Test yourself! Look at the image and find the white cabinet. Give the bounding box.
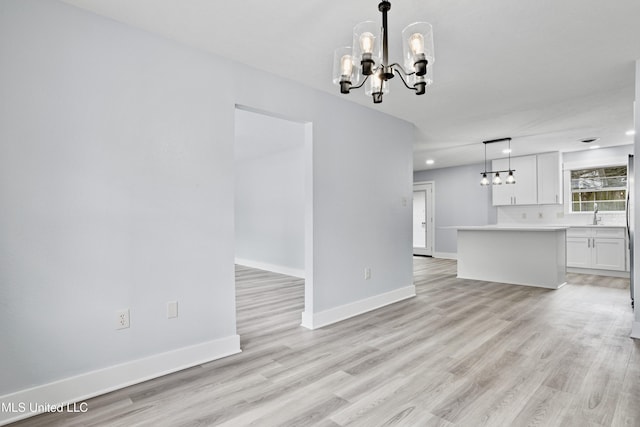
[566,227,627,271]
[537,152,562,204]
[592,238,627,270]
[492,155,538,206]
[492,152,563,206]
[566,236,591,268]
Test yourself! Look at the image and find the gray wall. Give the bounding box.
[0,0,414,397]
[234,109,305,273]
[0,0,237,394]
[233,67,414,314]
[414,163,496,254]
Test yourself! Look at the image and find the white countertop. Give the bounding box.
[564,224,626,228]
[455,225,569,231]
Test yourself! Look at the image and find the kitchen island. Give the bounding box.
[456,225,568,289]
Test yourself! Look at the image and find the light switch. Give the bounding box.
[167,301,178,319]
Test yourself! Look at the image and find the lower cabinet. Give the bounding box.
[566,237,591,268]
[566,227,627,271]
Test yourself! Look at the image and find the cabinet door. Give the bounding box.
[592,238,626,271]
[491,158,513,206]
[511,155,538,205]
[567,237,590,268]
[537,152,562,204]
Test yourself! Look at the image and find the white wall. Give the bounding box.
[414,163,496,255]
[234,109,305,276]
[0,0,414,416]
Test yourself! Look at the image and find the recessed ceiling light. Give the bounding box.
[626,130,636,136]
[426,159,435,165]
[502,148,512,154]
[589,145,600,150]
[580,137,599,144]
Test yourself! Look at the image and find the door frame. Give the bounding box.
[233,104,313,329]
[413,181,435,256]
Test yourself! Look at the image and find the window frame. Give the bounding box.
[563,156,630,216]
[569,165,627,213]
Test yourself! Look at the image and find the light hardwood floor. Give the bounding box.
[12,257,640,426]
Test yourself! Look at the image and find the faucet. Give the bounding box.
[592,202,599,225]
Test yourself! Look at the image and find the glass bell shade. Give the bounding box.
[401,22,434,76]
[480,173,490,186]
[333,47,360,93]
[408,68,433,95]
[506,170,516,184]
[493,172,502,185]
[365,72,389,95]
[353,21,382,75]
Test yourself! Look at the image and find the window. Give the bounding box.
[570,165,627,212]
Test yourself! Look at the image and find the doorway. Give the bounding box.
[234,106,313,332]
[413,182,434,256]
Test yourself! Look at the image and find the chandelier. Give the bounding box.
[332,1,434,104]
[480,138,515,186]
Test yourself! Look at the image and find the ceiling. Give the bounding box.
[61,0,640,171]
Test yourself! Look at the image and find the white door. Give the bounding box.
[413,190,426,249]
[413,182,434,256]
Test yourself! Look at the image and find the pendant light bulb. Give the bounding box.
[493,172,502,185]
[506,170,515,184]
[340,55,353,77]
[409,33,425,55]
[480,173,489,186]
[360,32,375,53]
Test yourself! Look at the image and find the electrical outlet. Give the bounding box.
[167,301,178,319]
[538,212,543,219]
[557,211,564,219]
[521,213,527,219]
[364,267,372,280]
[116,309,130,330]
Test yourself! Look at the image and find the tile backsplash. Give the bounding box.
[497,205,626,227]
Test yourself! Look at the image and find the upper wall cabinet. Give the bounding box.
[492,155,538,206]
[492,152,562,206]
[537,152,563,205]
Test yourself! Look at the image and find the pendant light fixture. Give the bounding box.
[332,1,434,104]
[479,138,515,186]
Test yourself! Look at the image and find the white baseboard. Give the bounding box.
[434,252,457,260]
[0,335,241,426]
[235,258,305,278]
[300,285,416,330]
[632,321,640,339]
[566,267,630,278]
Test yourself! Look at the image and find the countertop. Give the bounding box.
[455,225,569,231]
[450,224,626,231]
[564,224,626,228]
